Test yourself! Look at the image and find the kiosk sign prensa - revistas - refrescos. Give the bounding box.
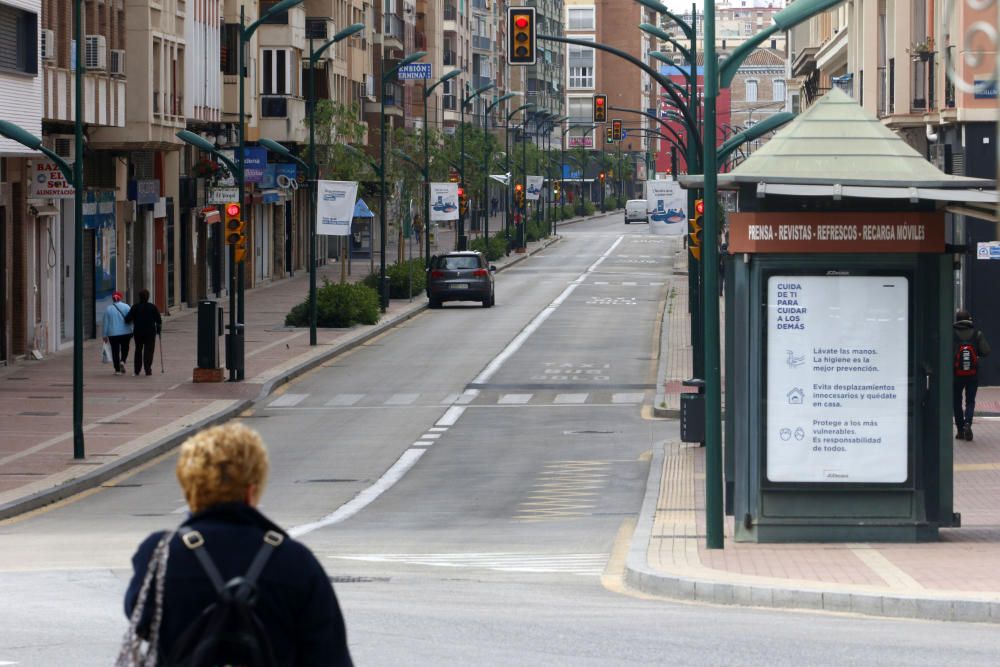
[766,275,909,483]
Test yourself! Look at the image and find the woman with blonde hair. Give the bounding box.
[122,423,352,666]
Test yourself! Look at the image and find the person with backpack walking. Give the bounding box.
[125,289,162,376]
[121,423,353,665]
[954,309,991,441]
[102,291,132,376]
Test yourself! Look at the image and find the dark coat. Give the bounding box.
[125,503,352,666]
[125,301,162,338]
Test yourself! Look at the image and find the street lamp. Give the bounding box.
[305,22,366,345]
[459,82,495,250]
[0,119,86,458]
[423,68,462,268]
[505,103,534,251]
[547,116,570,235]
[483,93,519,244]
[380,51,428,310]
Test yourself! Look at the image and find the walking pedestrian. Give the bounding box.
[125,289,162,376]
[122,423,353,665]
[954,309,991,441]
[490,196,498,216]
[102,291,132,376]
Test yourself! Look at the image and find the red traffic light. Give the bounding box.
[515,16,528,28]
[457,187,464,197]
[595,97,604,106]
[226,203,240,217]
[599,172,605,180]
[695,199,705,215]
[515,183,523,192]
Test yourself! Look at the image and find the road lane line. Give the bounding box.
[472,236,625,385]
[554,393,588,404]
[325,394,364,406]
[498,393,533,404]
[429,427,448,432]
[269,393,308,408]
[288,448,426,537]
[412,441,434,447]
[385,393,419,405]
[420,433,441,439]
[437,406,467,426]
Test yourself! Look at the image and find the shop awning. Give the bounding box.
[353,199,374,218]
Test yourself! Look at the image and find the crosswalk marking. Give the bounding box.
[412,441,434,447]
[270,393,307,408]
[429,427,448,432]
[612,392,645,404]
[385,393,419,405]
[622,281,637,286]
[325,394,365,406]
[554,393,588,404]
[440,393,461,405]
[420,433,441,440]
[335,552,606,576]
[498,393,533,404]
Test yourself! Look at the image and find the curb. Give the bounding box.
[0,234,562,521]
[623,443,1000,624]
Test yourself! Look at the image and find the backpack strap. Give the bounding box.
[179,527,284,592]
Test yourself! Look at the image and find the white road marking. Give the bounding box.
[269,393,308,408]
[325,394,364,406]
[420,433,441,439]
[554,393,588,404]
[612,393,646,404]
[455,389,480,404]
[622,281,637,286]
[412,441,435,447]
[335,552,607,576]
[498,393,533,404]
[650,282,665,286]
[429,427,448,432]
[594,281,609,285]
[385,393,419,405]
[472,236,624,385]
[437,406,467,426]
[440,393,461,404]
[289,448,426,537]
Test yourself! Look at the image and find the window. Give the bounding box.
[567,37,594,89]
[0,5,38,75]
[261,48,292,95]
[567,7,595,31]
[743,22,752,35]
[220,23,240,75]
[745,79,758,102]
[772,79,785,102]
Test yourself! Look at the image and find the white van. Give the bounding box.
[625,199,648,224]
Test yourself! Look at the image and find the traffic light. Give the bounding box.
[224,202,243,244]
[458,186,468,216]
[611,118,623,142]
[689,198,704,261]
[599,172,606,183]
[606,127,613,144]
[507,7,536,65]
[515,182,524,207]
[593,94,607,123]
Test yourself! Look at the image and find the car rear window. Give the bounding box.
[438,256,481,270]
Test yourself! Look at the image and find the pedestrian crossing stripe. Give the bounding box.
[334,552,607,576]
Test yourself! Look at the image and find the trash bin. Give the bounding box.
[681,378,706,445]
[197,300,222,369]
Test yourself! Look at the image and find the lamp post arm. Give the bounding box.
[310,22,365,62]
[245,0,304,40]
[608,105,690,157]
[640,24,694,67]
[716,111,794,163]
[539,34,700,156]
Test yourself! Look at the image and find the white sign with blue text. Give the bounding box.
[766,275,909,484]
[526,175,543,201]
[429,183,460,221]
[316,180,358,236]
[645,179,686,235]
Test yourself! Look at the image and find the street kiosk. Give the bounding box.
[687,90,996,542]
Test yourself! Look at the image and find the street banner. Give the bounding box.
[315,180,358,236]
[28,160,75,198]
[645,179,686,236]
[526,175,543,201]
[429,182,459,221]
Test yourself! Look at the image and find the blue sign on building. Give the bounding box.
[261,163,298,188]
[241,147,267,183]
[397,63,433,80]
[974,80,997,99]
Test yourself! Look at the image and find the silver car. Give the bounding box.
[427,251,496,308]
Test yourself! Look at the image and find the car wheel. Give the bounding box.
[429,297,441,309]
[625,219,630,224]
[481,295,491,308]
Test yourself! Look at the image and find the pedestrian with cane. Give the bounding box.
[125,289,162,377]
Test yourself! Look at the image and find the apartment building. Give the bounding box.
[0,0,44,365]
[789,0,998,379]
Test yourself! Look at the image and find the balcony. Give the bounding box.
[444,4,457,21]
[259,96,307,142]
[383,14,404,49]
[472,35,491,51]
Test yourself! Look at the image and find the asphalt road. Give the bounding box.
[2,213,1000,665]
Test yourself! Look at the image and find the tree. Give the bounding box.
[306,100,372,182]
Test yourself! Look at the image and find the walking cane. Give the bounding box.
[158,332,165,373]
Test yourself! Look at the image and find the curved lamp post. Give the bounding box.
[423,68,462,268]
[304,22,365,344]
[505,103,534,250]
[379,50,427,310]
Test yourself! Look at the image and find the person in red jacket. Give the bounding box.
[954,309,991,441]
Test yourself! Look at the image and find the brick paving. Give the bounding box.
[643,247,1000,615]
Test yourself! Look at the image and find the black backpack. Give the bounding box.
[166,528,284,667]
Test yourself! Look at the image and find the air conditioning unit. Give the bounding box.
[110,49,125,76]
[85,34,107,71]
[41,29,55,60]
[51,135,76,163]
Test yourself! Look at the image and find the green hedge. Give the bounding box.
[469,233,507,261]
[525,217,549,242]
[361,258,426,298]
[575,200,596,216]
[285,280,380,328]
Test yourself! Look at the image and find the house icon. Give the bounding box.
[787,388,805,405]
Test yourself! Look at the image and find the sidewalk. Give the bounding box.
[0,221,571,520]
[629,242,1000,623]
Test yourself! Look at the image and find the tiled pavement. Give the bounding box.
[0,218,567,519]
[631,245,1000,623]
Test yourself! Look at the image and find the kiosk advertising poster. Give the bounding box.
[525,175,543,201]
[315,180,358,236]
[645,179,687,235]
[766,275,909,483]
[429,183,459,221]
